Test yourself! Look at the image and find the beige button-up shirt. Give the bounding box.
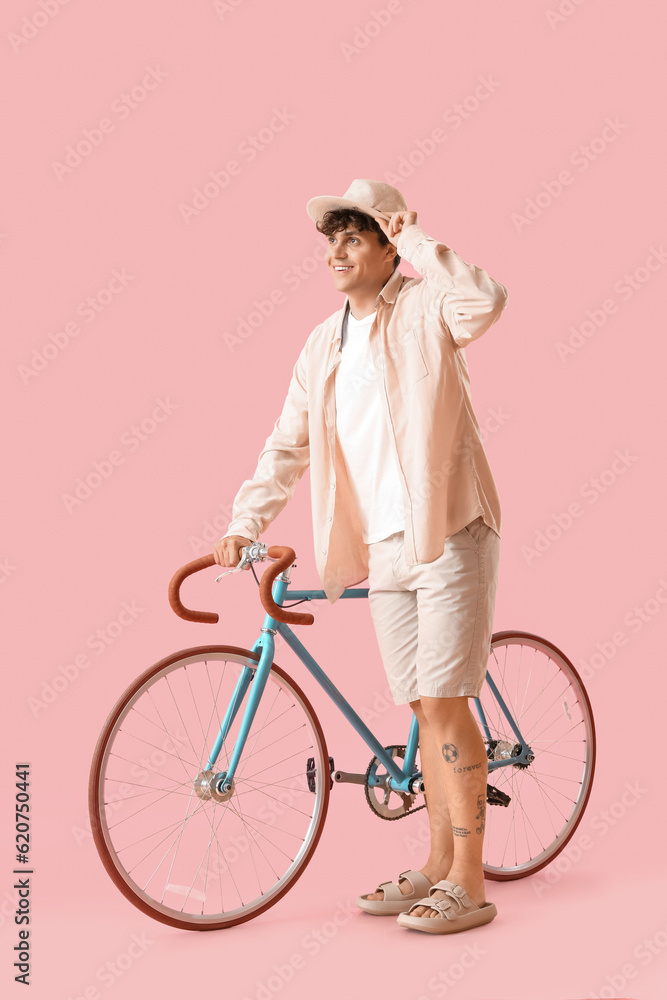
[224,223,508,603]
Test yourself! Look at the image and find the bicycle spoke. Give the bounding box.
[108,751,197,788]
[91,650,329,926]
[233,684,283,781]
[113,728,198,771]
[165,670,208,768]
[479,635,594,876]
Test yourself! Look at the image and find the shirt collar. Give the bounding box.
[330,267,404,352]
[375,265,404,305]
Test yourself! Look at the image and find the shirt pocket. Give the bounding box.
[395,327,429,385]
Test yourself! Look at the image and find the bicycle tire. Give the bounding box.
[89,645,330,929]
[480,630,596,881]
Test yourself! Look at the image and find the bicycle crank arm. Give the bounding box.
[332,769,367,785]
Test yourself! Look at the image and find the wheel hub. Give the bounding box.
[194,770,234,802]
[488,739,514,761]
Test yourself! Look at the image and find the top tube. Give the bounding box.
[282,588,369,601]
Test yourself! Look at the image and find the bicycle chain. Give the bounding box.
[364,745,513,821]
[364,746,427,822]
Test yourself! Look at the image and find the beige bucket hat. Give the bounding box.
[306,178,408,225]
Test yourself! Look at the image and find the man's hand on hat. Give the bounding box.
[376,210,418,245]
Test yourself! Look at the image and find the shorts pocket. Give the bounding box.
[458,515,484,552]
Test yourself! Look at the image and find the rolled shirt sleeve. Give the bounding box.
[223,343,310,542]
[396,223,508,347]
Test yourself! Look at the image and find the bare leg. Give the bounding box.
[364,699,455,900]
[409,695,487,918]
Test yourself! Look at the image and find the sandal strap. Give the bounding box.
[375,870,432,901]
[407,882,478,919]
[375,880,406,902]
[397,870,433,896]
[428,880,475,905]
[424,896,463,920]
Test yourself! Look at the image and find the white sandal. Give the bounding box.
[396,880,497,933]
[356,869,434,915]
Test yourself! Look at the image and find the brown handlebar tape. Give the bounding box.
[168,547,314,626]
[259,546,314,625]
[168,553,219,623]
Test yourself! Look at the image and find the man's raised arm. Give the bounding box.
[379,212,508,348]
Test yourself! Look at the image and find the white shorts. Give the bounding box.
[366,516,500,705]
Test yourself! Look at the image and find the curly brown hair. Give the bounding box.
[316,208,401,271]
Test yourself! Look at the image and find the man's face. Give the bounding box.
[324,225,395,294]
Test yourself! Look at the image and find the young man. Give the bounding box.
[213,179,508,934]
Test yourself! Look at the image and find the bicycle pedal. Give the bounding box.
[487,784,511,807]
[306,756,335,792]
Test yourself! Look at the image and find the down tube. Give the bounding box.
[275,621,407,787]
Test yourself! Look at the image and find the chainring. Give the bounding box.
[364,745,427,822]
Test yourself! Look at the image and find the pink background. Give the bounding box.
[2,1,665,997]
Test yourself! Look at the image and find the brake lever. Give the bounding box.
[214,562,247,581]
[214,542,269,582]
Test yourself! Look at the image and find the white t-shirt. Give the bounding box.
[334,307,406,543]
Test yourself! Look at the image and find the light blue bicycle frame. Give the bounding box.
[205,575,533,795]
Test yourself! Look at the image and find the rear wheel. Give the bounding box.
[478,631,596,880]
[89,645,330,928]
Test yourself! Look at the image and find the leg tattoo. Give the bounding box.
[476,793,486,835]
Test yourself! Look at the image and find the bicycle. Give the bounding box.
[89,543,596,930]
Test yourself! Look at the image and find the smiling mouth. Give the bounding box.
[333,266,353,272]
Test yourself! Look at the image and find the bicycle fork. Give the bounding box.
[198,578,289,800]
[199,571,419,801]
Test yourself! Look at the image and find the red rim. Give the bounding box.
[89,645,330,929]
[483,630,596,881]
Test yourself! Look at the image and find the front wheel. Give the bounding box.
[478,631,596,881]
[89,645,330,929]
